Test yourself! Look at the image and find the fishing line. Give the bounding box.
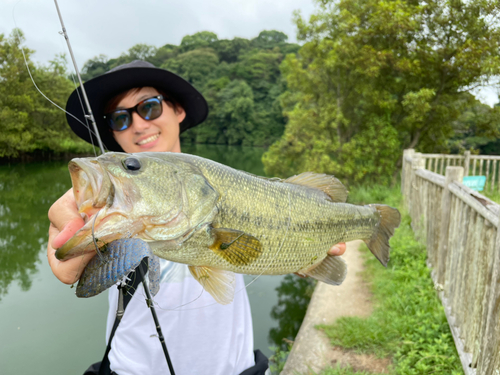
[68,67,100,156]
[53,0,105,154]
[11,1,104,147]
[91,208,106,263]
[52,21,96,153]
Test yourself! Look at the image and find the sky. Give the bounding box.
[2,0,315,66]
[1,0,498,106]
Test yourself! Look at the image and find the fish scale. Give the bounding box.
[151,154,384,275]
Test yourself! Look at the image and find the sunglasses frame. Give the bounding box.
[104,95,165,132]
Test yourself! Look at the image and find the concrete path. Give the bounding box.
[281,240,389,375]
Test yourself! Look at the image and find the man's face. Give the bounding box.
[111,87,186,154]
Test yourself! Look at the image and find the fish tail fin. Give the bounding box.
[364,204,401,267]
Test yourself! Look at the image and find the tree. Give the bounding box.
[0,30,92,158]
[81,54,110,81]
[2,28,301,157]
[180,31,218,52]
[263,0,500,184]
[162,48,219,88]
[447,95,500,154]
[251,30,288,49]
[213,38,251,63]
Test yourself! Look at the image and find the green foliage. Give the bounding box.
[79,29,299,148]
[263,0,500,184]
[447,96,500,154]
[319,186,462,375]
[162,48,220,88]
[0,30,93,158]
[180,31,218,52]
[268,345,290,375]
[1,28,299,158]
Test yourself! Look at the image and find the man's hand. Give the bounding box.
[294,242,347,278]
[328,243,346,256]
[47,189,96,284]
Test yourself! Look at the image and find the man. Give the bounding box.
[47,60,346,375]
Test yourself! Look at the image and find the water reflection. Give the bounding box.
[268,275,315,350]
[0,147,311,359]
[0,162,72,299]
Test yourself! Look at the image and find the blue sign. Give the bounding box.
[462,176,486,191]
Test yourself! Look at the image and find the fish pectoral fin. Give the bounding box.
[284,172,348,203]
[299,255,347,285]
[188,265,235,305]
[209,228,262,266]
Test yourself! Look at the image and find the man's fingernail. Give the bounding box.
[330,246,341,255]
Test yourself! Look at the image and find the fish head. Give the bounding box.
[56,152,219,261]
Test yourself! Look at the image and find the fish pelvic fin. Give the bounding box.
[299,255,347,285]
[188,265,235,305]
[284,172,348,203]
[365,204,401,267]
[209,228,262,266]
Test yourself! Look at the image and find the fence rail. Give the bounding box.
[413,149,500,193]
[402,149,500,375]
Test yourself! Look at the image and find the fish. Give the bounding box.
[56,152,401,304]
[76,238,160,298]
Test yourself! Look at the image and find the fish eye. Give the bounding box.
[122,157,141,171]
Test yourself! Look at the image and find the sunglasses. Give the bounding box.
[104,95,165,132]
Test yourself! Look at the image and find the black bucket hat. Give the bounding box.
[65,60,208,152]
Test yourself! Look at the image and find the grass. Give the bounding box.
[481,188,500,204]
[316,184,463,375]
[321,365,374,375]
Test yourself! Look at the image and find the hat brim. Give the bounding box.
[66,67,208,152]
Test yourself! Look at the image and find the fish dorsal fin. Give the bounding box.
[188,265,235,305]
[209,228,262,266]
[284,172,348,203]
[298,254,347,285]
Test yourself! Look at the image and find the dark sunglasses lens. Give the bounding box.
[137,98,162,120]
[109,110,131,131]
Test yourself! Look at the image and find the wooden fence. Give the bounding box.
[402,149,500,375]
[417,149,500,193]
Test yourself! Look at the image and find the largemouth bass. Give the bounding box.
[56,152,400,304]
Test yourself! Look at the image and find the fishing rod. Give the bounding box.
[53,0,105,155]
[53,2,175,373]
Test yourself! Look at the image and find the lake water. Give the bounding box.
[0,145,311,375]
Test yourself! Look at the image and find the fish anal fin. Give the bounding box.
[299,255,347,285]
[209,228,262,266]
[284,172,348,203]
[188,265,235,305]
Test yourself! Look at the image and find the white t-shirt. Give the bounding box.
[106,260,255,375]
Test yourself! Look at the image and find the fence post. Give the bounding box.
[436,166,464,285]
[407,153,425,214]
[402,149,415,195]
[477,208,500,373]
[463,150,471,176]
[413,152,425,171]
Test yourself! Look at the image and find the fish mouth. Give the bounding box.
[70,158,114,222]
[55,158,116,260]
